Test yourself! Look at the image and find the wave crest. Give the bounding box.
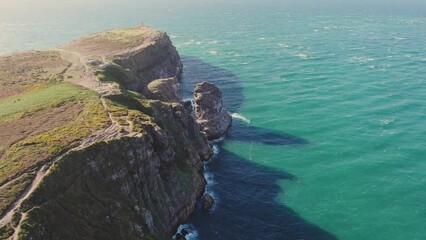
[231,113,251,124]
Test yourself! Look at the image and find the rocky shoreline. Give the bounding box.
[0,27,231,240]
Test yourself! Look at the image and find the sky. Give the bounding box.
[1,0,426,14]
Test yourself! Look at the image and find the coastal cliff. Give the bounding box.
[0,27,211,239]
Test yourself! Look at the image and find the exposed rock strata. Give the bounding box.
[18,103,211,239]
[61,28,183,93]
[143,77,180,102]
[106,32,182,92]
[194,82,232,139]
[0,28,211,240]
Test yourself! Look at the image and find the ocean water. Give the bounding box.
[1,1,426,239]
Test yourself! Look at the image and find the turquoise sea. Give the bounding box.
[1,1,426,239]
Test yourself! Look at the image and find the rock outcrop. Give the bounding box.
[60,27,183,93]
[16,103,211,240]
[0,27,211,240]
[111,31,183,92]
[143,77,180,102]
[194,82,232,139]
[175,229,189,240]
[202,194,215,212]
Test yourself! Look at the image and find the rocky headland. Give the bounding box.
[0,27,230,240]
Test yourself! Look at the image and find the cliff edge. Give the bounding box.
[0,27,211,240]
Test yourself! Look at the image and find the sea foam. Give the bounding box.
[231,113,251,124]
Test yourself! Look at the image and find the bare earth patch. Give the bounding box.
[60,27,164,60]
[0,51,70,99]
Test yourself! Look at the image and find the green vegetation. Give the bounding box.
[0,83,92,122]
[0,225,13,240]
[0,94,109,185]
[94,64,131,83]
[0,28,205,240]
[94,63,170,133]
[0,173,35,219]
[16,140,156,240]
[103,92,157,132]
[0,81,109,218]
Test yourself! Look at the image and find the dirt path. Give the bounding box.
[0,156,57,228]
[0,167,46,227]
[54,48,121,96]
[0,48,127,239]
[0,119,123,239]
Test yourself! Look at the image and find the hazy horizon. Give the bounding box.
[1,0,426,16]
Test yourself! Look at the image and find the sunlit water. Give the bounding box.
[1,1,426,239]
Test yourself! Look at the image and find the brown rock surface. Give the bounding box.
[202,193,215,212]
[194,82,232,139]
[0,27,211,240]
[143,77,180,102]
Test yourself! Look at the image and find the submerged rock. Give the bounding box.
[194,82,232,139]
[175,233,186,240]
[202,193,215,212]
[174,228,189,240]
[180,229,189,236]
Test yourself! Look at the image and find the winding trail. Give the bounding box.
[54,48,121,96]
[0,48,125,239]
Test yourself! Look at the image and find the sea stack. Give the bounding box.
[194,82,232,140]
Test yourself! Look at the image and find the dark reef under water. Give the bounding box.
[178,56,337,240]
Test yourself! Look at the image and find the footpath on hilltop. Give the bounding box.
[0,27,225,240]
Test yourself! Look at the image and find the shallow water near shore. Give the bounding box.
[1,1,426,239]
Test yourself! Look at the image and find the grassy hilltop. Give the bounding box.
[0,50,110,218]
[0,27,208,240]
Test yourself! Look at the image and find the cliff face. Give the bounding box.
[111,34,183,92]
[0,28,210,240]
[18,102,210,240]
[60,28,183,93]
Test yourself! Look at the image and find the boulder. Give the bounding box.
[194,82,232,139]
[180,229,189,236]
[202,193,215,212]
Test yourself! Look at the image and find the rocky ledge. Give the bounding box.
[194,82,232,140]
[0,27,215,240]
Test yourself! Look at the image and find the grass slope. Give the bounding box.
[0,53,110,218]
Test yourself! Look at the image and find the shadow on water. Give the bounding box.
[180,56,309,147]
[178,56,337,239]
[226,120,309,145]
[188,149,337,240]
[180,56,244,113]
